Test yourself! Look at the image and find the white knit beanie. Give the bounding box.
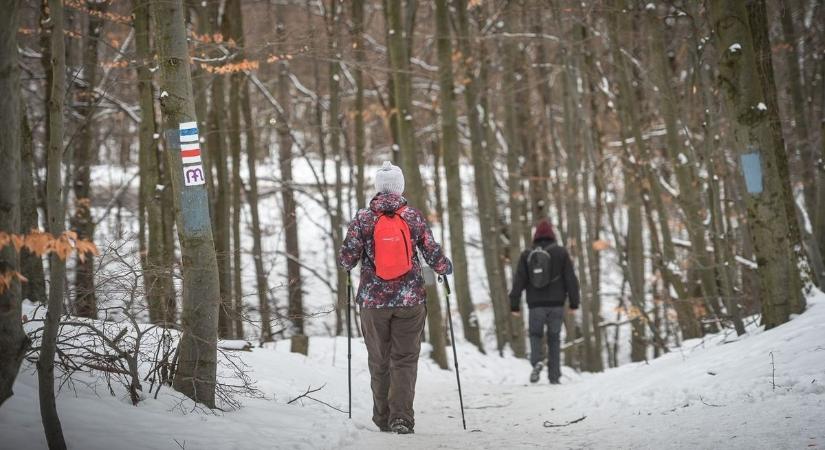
[374,161,405,194]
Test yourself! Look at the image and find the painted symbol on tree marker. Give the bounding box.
[179,121,199,143]
[181,142,202,164]
[183,164,206,186]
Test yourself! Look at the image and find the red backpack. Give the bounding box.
[373,207,413,280]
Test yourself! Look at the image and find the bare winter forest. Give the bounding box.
[1,0,824,448]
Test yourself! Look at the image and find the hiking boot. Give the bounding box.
[530,362,544,383]
[390,418,414,434]
[549,379,561,385]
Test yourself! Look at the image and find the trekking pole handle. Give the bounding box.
[439,274,451,295]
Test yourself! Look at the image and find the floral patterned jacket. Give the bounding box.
[338,193,452,308]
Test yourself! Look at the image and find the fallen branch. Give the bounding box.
[287,383,348,414]
[466,402,511,410]
[699,396,724,407]
[543,416,586,428]
[288,384,326,405]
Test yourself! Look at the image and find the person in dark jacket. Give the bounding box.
[509,219,580,384]
[339,161,452,434]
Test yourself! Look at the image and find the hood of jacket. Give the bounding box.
[369,192,408,214]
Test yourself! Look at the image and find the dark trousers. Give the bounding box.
[360,304,426,429]
[528,306,564,381]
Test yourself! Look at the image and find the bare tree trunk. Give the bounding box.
[555,11,593,369]
[502,1,527,359]
[327,0,348,338]
[0,0,31,409]
[646,7,741,334]
[710,0,808,329]
[454,0,510,354]
[531,13,562,228]
[435,0,483,352]
[241,81,271,342]
[152,0,221,407]
[226,0,245,340]
[275,5,305,337]
[580,20,606,372]
[748,0,812,309]
[386,0,448,369]
[352,0,367,210]
[607,1,647,360]
[71,0,106,319]
[779,3,816,215]
[39,0,68,445]
[209,67,233,339]
[135,0,175,325]
[188,1,215,203]
[19,101,47,304]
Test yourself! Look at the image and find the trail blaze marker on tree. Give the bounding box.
[740,150,763,194]
[184,164,206,186]
[181,142,201,164]
[178,121,205,186]
[179,121,199,142]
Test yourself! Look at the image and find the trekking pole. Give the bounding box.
[346,271,353,419]
[440,275,466,430]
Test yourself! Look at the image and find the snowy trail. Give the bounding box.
[348,292,825,449]
[349,374,822,449]
[2,293,824,449]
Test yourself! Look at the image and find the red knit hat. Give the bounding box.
[533,219,556,242]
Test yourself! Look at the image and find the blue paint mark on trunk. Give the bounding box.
[741,151,763,194]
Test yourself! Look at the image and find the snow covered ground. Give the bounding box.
[2,291,824,449]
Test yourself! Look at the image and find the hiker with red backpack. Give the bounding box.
[338,161,452,434]
[509,219,580,385]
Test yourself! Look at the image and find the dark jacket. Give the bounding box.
[338,193,452,309]
[509,237,580,311]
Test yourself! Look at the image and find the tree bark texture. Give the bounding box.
[39,0,69,446]
[152,0,221,408]
[0,0,31,409]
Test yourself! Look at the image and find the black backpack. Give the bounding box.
[527,243,560,289]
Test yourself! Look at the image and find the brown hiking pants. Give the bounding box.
[360,303,426,429]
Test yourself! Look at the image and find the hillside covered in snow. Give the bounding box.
[2,292,823,450]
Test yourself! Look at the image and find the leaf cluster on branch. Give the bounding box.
[0,230,99,293]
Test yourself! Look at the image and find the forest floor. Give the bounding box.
[2,291,824,450]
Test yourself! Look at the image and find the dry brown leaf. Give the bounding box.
[592,240,610,251]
